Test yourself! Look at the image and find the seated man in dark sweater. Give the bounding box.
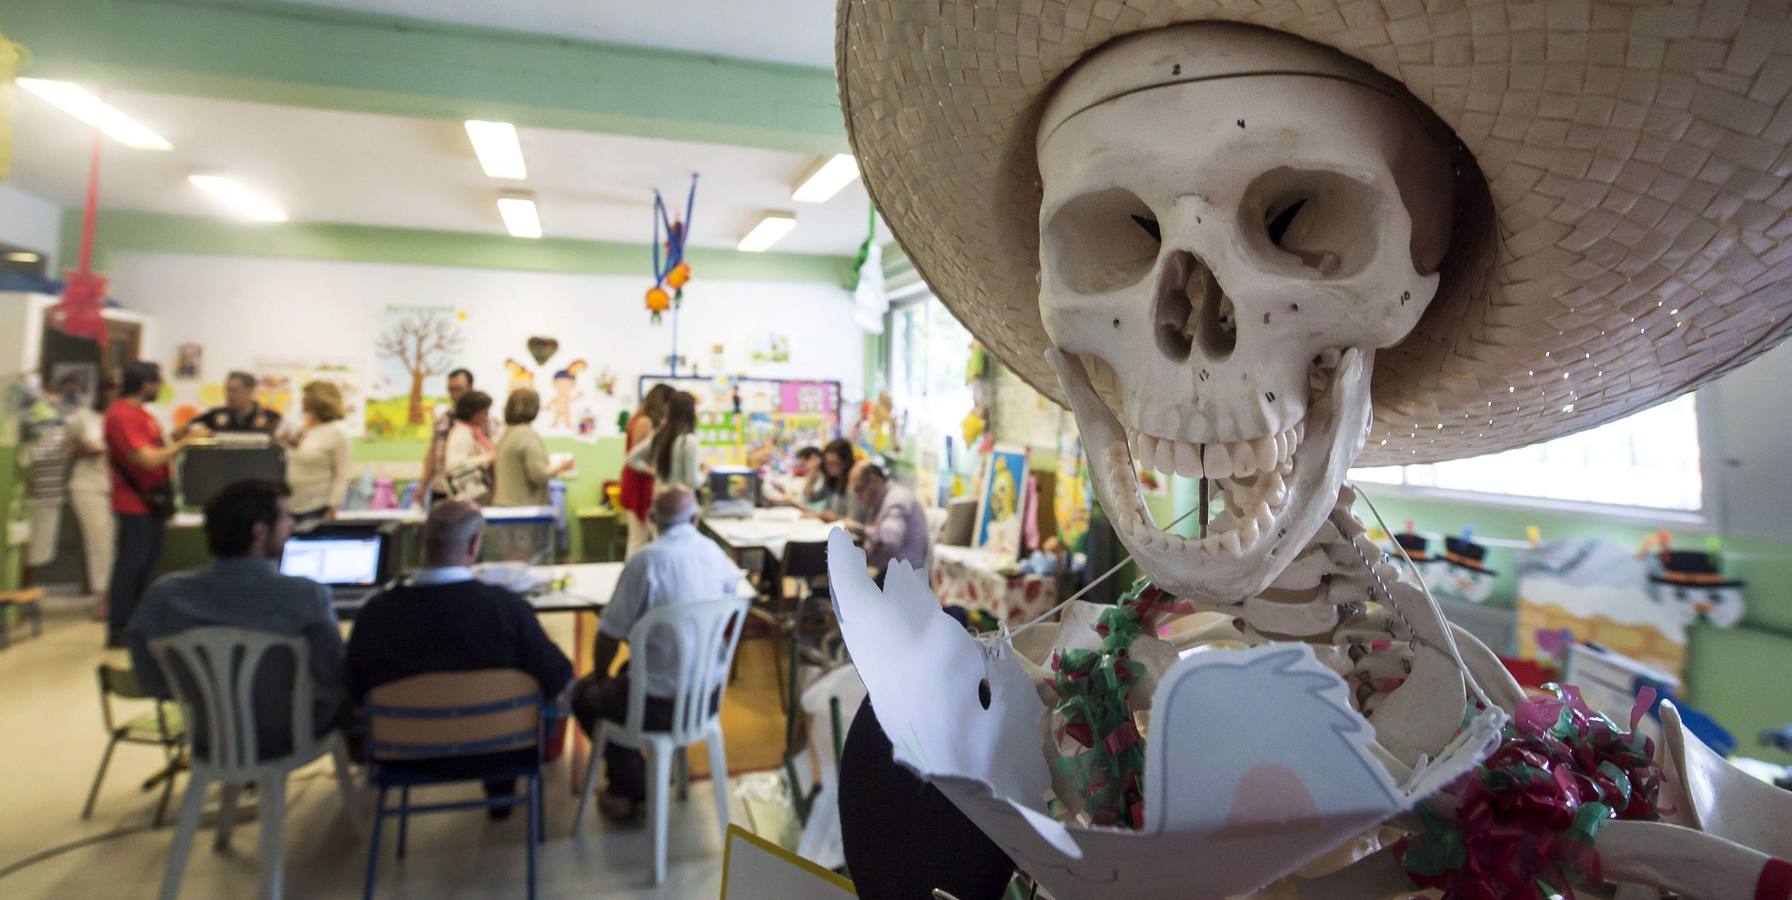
[345,499,573,818]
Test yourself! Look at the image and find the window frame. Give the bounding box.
[1349,390,1716,529]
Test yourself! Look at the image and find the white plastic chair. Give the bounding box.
[574,596,750,884]
[149,627,359,900]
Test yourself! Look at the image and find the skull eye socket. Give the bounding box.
[1240,168,1380,279]
[1044,188,1160,294]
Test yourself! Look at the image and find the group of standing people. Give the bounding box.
[21,359,363,647]
[417,368,573,510]
[617,384,702,556]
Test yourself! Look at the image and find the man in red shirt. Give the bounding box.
[104,361,204,647]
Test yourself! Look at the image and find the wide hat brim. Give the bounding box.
[838,0,1792,464]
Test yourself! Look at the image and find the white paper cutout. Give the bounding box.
[828,531,1498,900]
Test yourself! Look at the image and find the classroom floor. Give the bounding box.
[0,591,794,899]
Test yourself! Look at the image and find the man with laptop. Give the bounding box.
[126,479,347,758]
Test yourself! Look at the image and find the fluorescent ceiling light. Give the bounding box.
[15,78,173,151]
[791,154,859,204]
[4,252,41,263]
[497,191,543,239]
[188,175,288,222]
[737,213,797,252]
[465,120,527,180]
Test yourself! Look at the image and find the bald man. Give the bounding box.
[345,500,572,817]
[572,484,740,824]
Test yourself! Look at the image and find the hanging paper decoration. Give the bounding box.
[0,33,25,179]
[52,115,111,346]
[851,203,887,333]
[645,174,698,324]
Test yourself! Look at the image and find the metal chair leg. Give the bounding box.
[81,734,121,819]
[154,747,179,828]
[396,786,410,860]
[363,788,387,900]
[526,776,540,900]
[535,773,546,842]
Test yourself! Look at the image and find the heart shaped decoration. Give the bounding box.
[526,336,559,365]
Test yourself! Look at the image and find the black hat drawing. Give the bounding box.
[1393,531,1431,561]
[1442,535,1496,577]
[1649,550,1744,588]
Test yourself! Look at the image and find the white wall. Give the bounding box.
[0,183,61,268]
[105,251,865,434]
[1699,338,1792,543]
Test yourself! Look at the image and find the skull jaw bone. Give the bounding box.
[1050,345,1372,604]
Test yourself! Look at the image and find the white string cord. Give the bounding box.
[1355,484,1495,710]
[993,503,1203,643]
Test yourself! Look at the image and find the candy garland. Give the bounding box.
[1046,578,1191,829]
[1394,685,1665,898]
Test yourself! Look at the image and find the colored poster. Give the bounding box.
[780,380,839,415]
[252,355,367,438]
[1055,434,1091,553]
[369,305,467,439]
[1516,539,1691,679]
[974,445,1028,558]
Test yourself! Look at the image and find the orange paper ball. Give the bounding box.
[666,262,691,289]
[646,286,671,312]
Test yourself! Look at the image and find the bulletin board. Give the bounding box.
[639,375,842,470]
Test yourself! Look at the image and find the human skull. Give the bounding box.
[1039,24,1457,604]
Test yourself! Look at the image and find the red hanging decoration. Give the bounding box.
[51,125,109,346]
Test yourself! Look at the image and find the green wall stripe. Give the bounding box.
[6,0,847,154]
[62,209,855,284]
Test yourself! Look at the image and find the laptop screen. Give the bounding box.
[708,467,759,506]
[280,536,383,586]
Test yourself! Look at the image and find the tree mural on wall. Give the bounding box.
[375,308,464,426]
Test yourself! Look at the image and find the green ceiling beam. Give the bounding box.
[3,0,847,154]
[62,208,856,285]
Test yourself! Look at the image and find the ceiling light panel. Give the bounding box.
[738,213,798,252]
[497,191,543,239]
[465,120,528,180]
[15,78,173,151]
[791,154,860,204]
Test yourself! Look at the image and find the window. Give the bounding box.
[888,295,975,441]
[1350,393,1702,512]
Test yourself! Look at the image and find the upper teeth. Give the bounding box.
[1132,421,1303,481]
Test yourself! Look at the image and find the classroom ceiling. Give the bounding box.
[10,88,889,256]
[285,0,839,68]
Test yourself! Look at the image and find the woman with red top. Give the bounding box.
[619,384,673,557]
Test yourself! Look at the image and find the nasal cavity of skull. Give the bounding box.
[1242,168,1379,279]
[1153,250,1236,363]
[1045,188,1159,294]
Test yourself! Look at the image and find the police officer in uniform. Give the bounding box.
[174,371,282,439]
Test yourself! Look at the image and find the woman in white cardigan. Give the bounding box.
[626,389,701,491]
[285,381,352,525]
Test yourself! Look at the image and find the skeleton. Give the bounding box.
[1021,23,1790,897]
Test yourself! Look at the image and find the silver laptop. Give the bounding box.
[280,534,385,609]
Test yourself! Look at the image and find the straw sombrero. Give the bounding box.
[838,0,1792,464]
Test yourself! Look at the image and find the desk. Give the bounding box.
[701,509,838,561]
[929,545,1058,625]
[331,562,752,618]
